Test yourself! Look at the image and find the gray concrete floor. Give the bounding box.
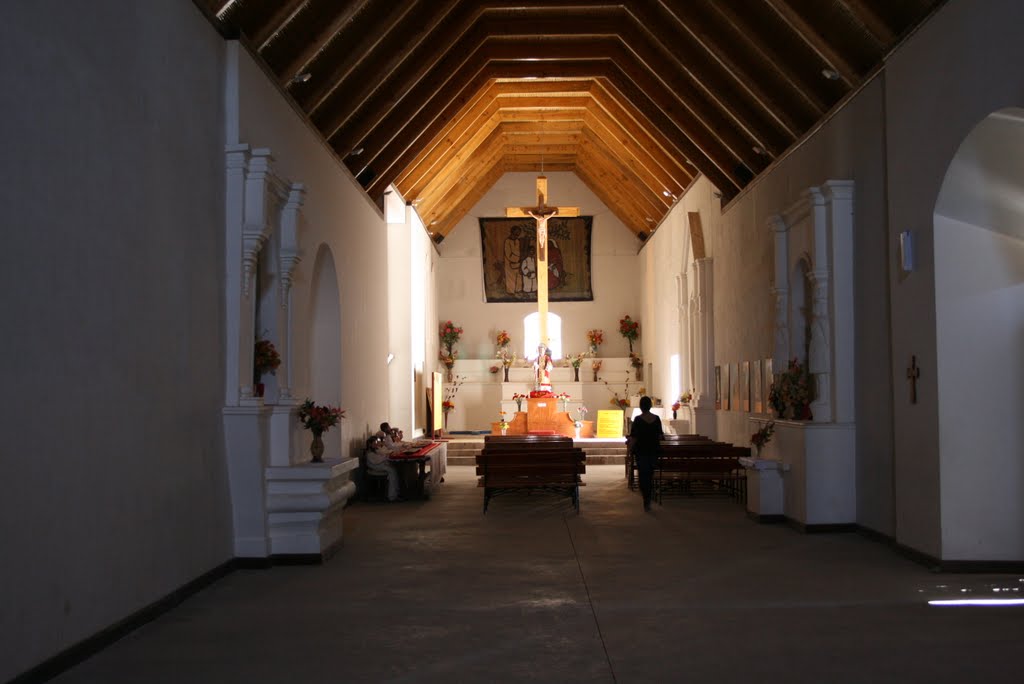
[54,466,1024,683]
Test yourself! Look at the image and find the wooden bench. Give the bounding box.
[627,434,714,488]
[654,443,749,503]
[476,437,586,513]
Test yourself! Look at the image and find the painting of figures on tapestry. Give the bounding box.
[479,216,594,303]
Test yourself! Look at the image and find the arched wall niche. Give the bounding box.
[933,106,1024,561]
[308,244,343,461]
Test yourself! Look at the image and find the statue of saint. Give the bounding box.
[533,344,553,391]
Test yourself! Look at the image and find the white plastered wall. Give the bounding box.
[0,2,231,680]
[236,49,392,453]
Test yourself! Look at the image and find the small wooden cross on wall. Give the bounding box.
[906,355,921,404]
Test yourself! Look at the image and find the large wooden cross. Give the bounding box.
[505,175,579,346]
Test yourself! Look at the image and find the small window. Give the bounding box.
[524,312,562,359]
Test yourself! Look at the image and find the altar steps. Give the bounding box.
[445,437,627,466]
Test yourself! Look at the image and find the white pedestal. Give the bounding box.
[740,457,786,520]
[264,457,358,559]
[750,418,856,529]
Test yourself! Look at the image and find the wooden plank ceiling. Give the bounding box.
[203,0,943,239]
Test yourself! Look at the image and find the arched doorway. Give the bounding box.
[309,245,343,460]
[934,107,1024,561]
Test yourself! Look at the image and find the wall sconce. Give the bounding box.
[899,231,915,272]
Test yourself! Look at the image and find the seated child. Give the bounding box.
[365,434,400,502]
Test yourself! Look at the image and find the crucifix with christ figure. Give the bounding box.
[505,175,579,347]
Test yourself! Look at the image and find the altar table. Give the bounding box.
[389,441,445,498]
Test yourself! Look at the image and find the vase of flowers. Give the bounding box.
[574,406,588,439]
[512,392,527,412]
[253,338,281,397]
[495,330,510,349]
[565,352,587,382]
[671,400,680,420]
[619,315,640,353]
[630,352,643,380]
[439,350,457,383]
[499,411,510,436]
[442,400,454,432]
[586,329,604,355]
[555,391,571,413]
[750,420,776,458]
[297,399,345,463]
[591,359,602,382]
[497,348,516,382]
[769,358,812,420]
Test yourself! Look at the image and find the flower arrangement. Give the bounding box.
[629,352,643,369]
[555,391,571,412]
[619,315,640,352]
[671,400,681,412]
[297,399,345,435]
[574,405,588,428]
[498,411,510,431]
[564,352,588,368]
[440,320,463,354]
[610,396,629,410]
[489,365,500,374]
[254,338,281,377]
[591,359,603,371]
[512,392,528,412]
[496,348,517,367]
[769,358,812,420]
[495,330,511,348]
[586,329,604,353]
[439,350,457,369]
[680,389,693,405]
[751,421,776,450]
[442,400,455,413]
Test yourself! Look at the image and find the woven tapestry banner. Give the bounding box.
[479,216,593,303]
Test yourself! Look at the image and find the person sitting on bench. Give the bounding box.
[366,434,401,502]
[380,422,404,451]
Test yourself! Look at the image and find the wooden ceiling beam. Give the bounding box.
[250,0,317,51]
[574,160,650,236]
[388,93,592,200]
[576,140,665,221]
[579,120,675,208]
[415,127,507,214]
[418,139,507,229]
[586,82,694,190]
[430,163,506,237]
[760,0,859,87]
[835,0,897,46]
[359,51,745,205]
[395,78,595,189]
[641,1,804,143]
[275,0,401,88]
[697,0,831,117]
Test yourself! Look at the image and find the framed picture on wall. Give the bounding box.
[740,361,750,412]
[714,366,722,409]
[723,365,731,411]
[764,358,774,413]
[730,363,739,411]
[752,360,763,413]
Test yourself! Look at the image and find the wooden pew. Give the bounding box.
[476,437,586,513]
[654,442,749,503]
[627,434,715,488]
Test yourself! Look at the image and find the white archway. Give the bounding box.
[934,107,1024,561]
[308,245,342,461]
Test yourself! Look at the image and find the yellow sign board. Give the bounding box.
[596,410,625,439]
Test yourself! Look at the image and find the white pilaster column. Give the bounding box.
[275,183,305,403]
[824,180,856,423]
[225,144,250,406]
[768,214,790,371]
[691,258,714,408]
[808,268,833,422]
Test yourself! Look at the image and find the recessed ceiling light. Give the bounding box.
[821,68,840,81]
[351,147,365,156]
[753,145,767,155]
[662,190,671,197]
[645,217,654,222]
[292,72,311,84]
